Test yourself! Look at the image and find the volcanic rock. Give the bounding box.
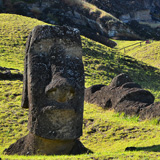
[85,73,155,117]
[4,25,89,155]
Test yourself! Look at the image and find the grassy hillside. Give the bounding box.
[115,40,160,69]
[116,40,160,68]
[82,37,160,102]
[1,13,160,160]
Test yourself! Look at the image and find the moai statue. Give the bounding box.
[4,25,90,155]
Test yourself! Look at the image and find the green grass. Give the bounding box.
[0,14,48,72]
[114,40,160,69]
[1,13,160,159]
[81,0,119,20]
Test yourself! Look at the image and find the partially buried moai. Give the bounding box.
[4,25,89,155]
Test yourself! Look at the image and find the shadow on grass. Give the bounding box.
[0,72,23,81]
[125,145,160,152]
[0,66,23,81]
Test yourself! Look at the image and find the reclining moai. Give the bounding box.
[4,25,89,155]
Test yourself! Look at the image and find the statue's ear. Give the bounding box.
[21,32,32,109]
[21,53,28,108]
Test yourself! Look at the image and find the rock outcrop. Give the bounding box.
[4,25,90,155]
[140,102,160,120]
[86,0,160,39]
[2,0,160,40]
[128,20,160,40]
[1,0,141,45]
[85,73,160,119]
[87,0,160,22]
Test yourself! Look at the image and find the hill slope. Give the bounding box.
[1,14,160,160]
[1,0,140,42]
[115,40,160,69]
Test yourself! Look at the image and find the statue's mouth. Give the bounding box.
[41,90,77,112]
[46,86,75,103]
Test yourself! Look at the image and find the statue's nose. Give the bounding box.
[45,78,75,103]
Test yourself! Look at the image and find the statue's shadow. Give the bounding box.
[0,67,23,80]
[125,145,160,152]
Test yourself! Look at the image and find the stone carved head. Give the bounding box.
[21,25,84,140]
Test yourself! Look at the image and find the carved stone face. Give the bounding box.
[22,25,84,140]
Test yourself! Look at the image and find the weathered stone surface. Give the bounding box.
[3,0,141,44]
[85,84,105,99]
[85,73,155,117]
[114,88,155,115]
[85,85,112,109]
[22,25,84,140]
[121,82,141,89]
[109,73,132,88]
[5,25,88,155]
[4,133,91,155]
[84,84,109,109]
[86,0,159,22]
[3,0,160,41]
[140,102,160,120]
[86,0,160,39]
[13,1,30,17]
[119,9,152,23]
[128,20,160,40]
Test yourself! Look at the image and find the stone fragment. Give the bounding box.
[85,73,155,117]
[109,73,132,88]
[139,102,160,120]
